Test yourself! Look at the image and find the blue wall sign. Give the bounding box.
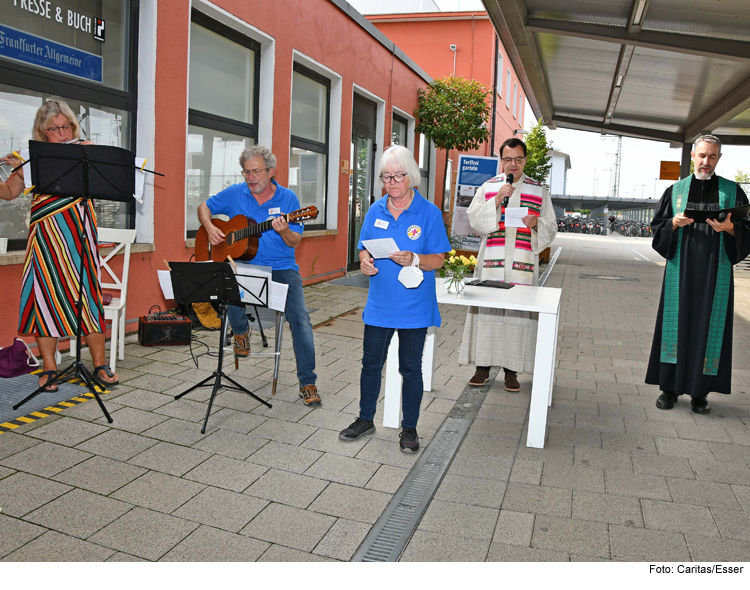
[457,156,500,186]
[0,24,103,83]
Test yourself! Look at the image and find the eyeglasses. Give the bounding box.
[501,156,526,164]
[46,123,72,134]
[380,173,407,183]
[242,168,269,177]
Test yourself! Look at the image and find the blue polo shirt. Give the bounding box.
[358,190,451,329]
[205,179,304,271]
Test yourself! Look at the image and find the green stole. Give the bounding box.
[661,175,734,375]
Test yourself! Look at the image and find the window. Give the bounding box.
[186,11,260,237]
[392,114,408,147]
[519,94,524,125]
[418,133,430,194]
[513,82,518,119]
[506,69,512,108]
[289,63,330,230]
[497,47,503,98]
[443,158,453,212]
[0,0,138,250]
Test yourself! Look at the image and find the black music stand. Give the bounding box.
[14,142,138,421]
[170,261,272,433]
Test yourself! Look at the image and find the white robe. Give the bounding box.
[458,173,557,372]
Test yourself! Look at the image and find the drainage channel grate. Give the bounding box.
[352,417,472,562]
[579,274,640,282]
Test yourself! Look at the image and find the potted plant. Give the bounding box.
[439,250,477,294]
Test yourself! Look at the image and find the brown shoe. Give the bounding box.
[504,370,520,392]
[469,368,490,386]
[299,384,321,407]
[234,328,250,357]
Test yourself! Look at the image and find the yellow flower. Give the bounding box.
[460,256,470,265]
[448,256,456,264]
[469,255,477,264]
[449,249,456,256]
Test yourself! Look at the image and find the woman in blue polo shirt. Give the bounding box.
[339,146,451,453]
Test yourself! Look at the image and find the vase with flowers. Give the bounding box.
[439,250,477,294]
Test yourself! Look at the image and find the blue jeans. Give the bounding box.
[359,324,427,430]
[227,268,316,387]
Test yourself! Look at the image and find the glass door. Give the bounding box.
[348,96,377,271]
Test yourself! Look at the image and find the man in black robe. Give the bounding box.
[646,135,750,414]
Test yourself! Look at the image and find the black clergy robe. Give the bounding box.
[645,175,750,398]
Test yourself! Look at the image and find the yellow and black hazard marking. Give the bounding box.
[0,371,111,434]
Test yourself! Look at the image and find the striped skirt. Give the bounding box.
[18,194,105,338]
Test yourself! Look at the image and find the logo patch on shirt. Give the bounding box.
[407,225,422,240]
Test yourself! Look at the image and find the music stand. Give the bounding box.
[14,142,138,421]
[170,261,272,433]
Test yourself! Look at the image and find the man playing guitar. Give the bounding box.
[197,145,321,407]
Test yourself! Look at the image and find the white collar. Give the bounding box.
[693,172,714,181]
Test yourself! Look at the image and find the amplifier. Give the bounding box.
[138,314,192,346]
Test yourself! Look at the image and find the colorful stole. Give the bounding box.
[481,175,544,285]
[661,175,733,375]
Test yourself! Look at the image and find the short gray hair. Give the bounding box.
[239,145,277,169]
[694,134,722,154]
[377,145,421,190]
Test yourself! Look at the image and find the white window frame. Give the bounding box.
[392,107,416,154]
[506,68,511,108]
[291,50,342,231]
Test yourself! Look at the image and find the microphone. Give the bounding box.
[503,173,514,208]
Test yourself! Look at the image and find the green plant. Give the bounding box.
[524,118,553,186]
[734,170,750,183]
[414,76,491,152]
[415,76,491,204]
[439,250,477,280]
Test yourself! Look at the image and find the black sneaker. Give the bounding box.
[339,417,375,441]
[399,428,419,453]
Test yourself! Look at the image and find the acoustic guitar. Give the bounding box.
[195,206,319,263]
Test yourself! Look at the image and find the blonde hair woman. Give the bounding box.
[0,99,119,391]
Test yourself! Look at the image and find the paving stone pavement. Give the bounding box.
[1,232,749,562]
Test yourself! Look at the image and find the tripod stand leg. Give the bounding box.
[222,373,272,409]
[78,364,113,423]
[12,357,78,410]
[174,372,220,401]
[201,376,224,434]
[271,310,283,395]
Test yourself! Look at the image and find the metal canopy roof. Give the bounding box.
[483,0,750,145]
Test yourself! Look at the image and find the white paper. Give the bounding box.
[157,270,174,300]
[235,262,272,279]
[269,282,288,312]
[504,206,529,228]
[459,185,475,197]
[362,238,399,259]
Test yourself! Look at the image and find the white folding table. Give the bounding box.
[383,278,562,448]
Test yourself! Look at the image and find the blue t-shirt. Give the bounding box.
[205,179,304,271]
[358,190,451,329]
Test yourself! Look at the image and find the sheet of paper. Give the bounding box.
[504,206,529,228]
[269,281,288,312]
[459,185,476,197]
[235,262,272,279]
[362,238,399,259]
[157,270,174,300]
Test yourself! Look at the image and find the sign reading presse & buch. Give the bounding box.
[1,0,106,82]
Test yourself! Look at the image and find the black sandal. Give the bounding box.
[93,364,119,386]
[38,370,59,392]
